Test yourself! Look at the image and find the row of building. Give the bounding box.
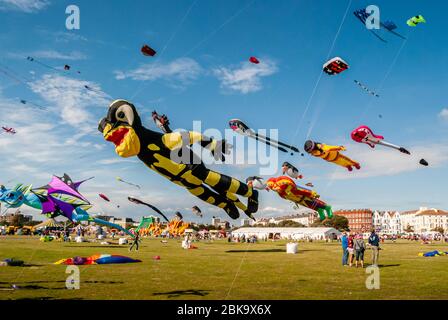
[242,207,448,234]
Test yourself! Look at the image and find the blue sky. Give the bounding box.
[0,0,447,223]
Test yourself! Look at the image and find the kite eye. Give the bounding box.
[115,104,134,125]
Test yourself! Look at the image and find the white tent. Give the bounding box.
[231,227,342,240]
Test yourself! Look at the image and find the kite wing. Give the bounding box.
[381,21,406,39]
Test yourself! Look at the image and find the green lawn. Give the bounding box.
[1,236,447,300]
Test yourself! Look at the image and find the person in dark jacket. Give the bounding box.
[368,229,380,266]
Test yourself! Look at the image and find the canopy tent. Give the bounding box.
[34,218,64,229]
[231,227,342,240]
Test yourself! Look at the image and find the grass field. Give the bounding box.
[0,236,447,300]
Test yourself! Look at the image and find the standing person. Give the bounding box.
[341,232,349,266]
[347,232,355,267]
[354,234,366,268]
[129,232,141,252]
[369,229,380,266]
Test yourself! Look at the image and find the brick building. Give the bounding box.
[334,209,373,233]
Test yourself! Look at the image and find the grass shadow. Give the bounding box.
[152,289,211,298]
[377,264,401,268]
[226,249,285,253]
[64,245,126,248]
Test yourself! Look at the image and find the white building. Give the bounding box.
[241,218,255,227]
[231,227,341,240]
[400,207,448,233]
[372,211,401,235]
[266,212,316,227]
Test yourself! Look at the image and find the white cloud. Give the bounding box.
[114,58,202,86]
[438,108,448,122]
[97,158,138,165]
[329,143,448,180]
[29,74,108,129]
[31,50,87,60]
[0,0,49,12]
[213,58,278,94]
[8,50,87,61]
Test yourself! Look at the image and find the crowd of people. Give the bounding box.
[341,230,380,268]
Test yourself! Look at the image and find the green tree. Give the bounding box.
[311,215,349,231]
[432,227,444,235]
[277,220,305,228]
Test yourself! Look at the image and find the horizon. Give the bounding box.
[1,0,447,223]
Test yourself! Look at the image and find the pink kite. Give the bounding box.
[351,125,410,155]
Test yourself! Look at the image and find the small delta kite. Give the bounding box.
[323,57,349,75]
[407,15,426,27]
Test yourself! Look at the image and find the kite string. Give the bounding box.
[292,0,353,143]
[130,0,199,100]
[359,31,410,121]
[225,240,251,300]
[183,0,256,57]
[321,31,413,194]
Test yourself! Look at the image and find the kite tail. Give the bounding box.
[92,218,135,238]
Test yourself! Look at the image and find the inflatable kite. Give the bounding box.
[282,162,302,179]
[354,80,379,97]
[99,193,120,208]
[99,193,110,202]
[116,177,141,189]
[1,127,16,135]
[248,176,332,220]
[351,125,410,155]
[128,197,170,222]
[229,119,300,154]
[0,174,134,238]
[304,140,360,171]
[323,57,349,75]
[55,254,141,265]
[152,111,172,133]
[175,212,183,220]
[419,159,429,166]
[141,45,156,57]
[407,15,426,27]
[192,206,202,218]
[353,9,406,42]
[99,100,258,220]
[418,250,448,257]
[249,57,260,64]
